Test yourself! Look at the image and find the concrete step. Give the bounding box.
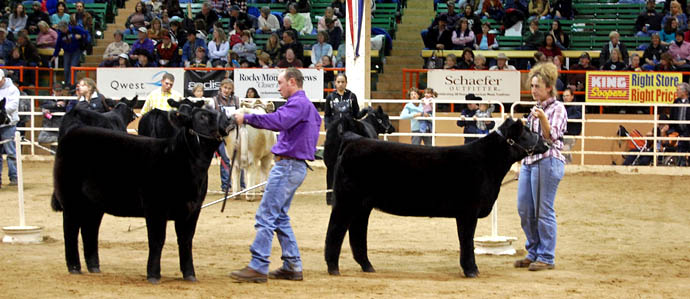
[392,40,425,48]
[385,56,423,66]
[403,8,432,15]
[390,48,422,56]
[405,1,432,9]
[400,15,433,25]
[371,90,402,100]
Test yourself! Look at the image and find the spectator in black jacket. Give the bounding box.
[599,31,629,67]
[27,1,50,34]
[325,17,342,49]
[432,0,462,30]
[636,0,664,37]
[195,2,219,33]
[424,15,453,50]
[462,4,482,35]
[561,87,580,164]
[643,33,667,70]
[228,5,256,32]
[279,30,303,61]
[549,0,573,20]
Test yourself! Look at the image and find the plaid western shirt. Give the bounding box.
[523,97,568,165]
[140,87,184,115]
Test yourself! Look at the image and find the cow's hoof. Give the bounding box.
[463,270,479,278]
[68,269,82,275]
[362,266,376,273]
[183,275,198,282]
[327,268,340,276]
[147,277,161,285]
[87,267,101,273]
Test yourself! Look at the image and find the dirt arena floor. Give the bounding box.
[1,161,689,298]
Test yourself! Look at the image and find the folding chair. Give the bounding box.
[618,125,648,165]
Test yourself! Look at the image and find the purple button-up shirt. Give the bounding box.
[129,38,155,56]
[245,90,321,161]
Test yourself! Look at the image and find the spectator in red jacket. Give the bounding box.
[538,34,562,59]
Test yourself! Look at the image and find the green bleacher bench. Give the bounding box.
[496,36,523,50]
[246,3,287,11]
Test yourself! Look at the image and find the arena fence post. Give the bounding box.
[2,132,43,244]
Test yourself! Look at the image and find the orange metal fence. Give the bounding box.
[0,66,57,95]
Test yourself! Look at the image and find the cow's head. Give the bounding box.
[0,98,8,126]
[116,95,139,123]
[496,118,550,160]
[360,106,396,134]
[169,104,235,140]
[168,98,205,110]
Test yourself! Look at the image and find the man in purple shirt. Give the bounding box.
[230,68,321,283]
[129,27,154,62]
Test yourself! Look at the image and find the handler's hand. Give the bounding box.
[531,107,545,120]
[233,113,245,125]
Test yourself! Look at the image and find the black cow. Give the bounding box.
[51,106,234,284]
[325,118,550,278]
[323,106,395,205]
[138,99,205,138]
[58,96,138,140]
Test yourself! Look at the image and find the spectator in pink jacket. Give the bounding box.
[668,31,690,69]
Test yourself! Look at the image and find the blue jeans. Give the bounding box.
[63,50,81,85]
[248,159,307,274]
[0,126,17,183]
[218,142,245,191]
[411,130,432,146]
[517,157,564,265]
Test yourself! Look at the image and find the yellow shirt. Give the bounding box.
[140,87,184,115]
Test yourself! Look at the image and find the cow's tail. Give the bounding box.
[51,192,63,212]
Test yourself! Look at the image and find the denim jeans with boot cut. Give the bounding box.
[248,159,307,274]
[0,125,17,184]
[517,157,564,265]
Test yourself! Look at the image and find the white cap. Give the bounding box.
[138,27,148,34]
[118,53,129,60]
[0,70,4,80]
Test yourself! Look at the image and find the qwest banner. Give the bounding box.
[184,70,226,97]
[97,68,185,100]
[233,68,324,100]
[586,71,681,103]
[428,70,521,103]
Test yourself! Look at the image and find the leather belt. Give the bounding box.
[274,155,298,162]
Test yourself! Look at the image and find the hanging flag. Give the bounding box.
[346,0,364,58]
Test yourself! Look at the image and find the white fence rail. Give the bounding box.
[14,96,690,167]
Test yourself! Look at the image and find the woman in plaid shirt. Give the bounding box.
[513,62,567,272]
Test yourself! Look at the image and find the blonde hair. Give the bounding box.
[528,62,559,98]
[192,84,204,95]
[79,77,97,95]
[220,78,234,88]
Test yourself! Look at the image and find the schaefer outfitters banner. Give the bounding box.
[428,70,521,103]
[97,68,186,99]
[233,68,324,100]
[184,70,226,97]
[586,71,681,104]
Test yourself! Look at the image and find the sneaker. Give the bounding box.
[268,267,303,281]
[230,266,267,283]
[8,179,17,186]
[528,261,555,271]
[513,258,533,268]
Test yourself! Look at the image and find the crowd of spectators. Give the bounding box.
[424,0,690,90]
[97,0,347,83]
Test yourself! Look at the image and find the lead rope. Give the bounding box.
[220,127,240,213]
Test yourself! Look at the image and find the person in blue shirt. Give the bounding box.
[182,30,207,66]
[50,21,89,85]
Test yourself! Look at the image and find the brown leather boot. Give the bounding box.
[268,267,303,281]
[528,261,555,271]
[513,258,533,268]
[230,266,267,283]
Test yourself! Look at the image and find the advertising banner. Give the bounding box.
[233,68,324,100]
[427,69,521,103]
[183,70,227,97]
[97,68,186,100]
[586,71,681,103]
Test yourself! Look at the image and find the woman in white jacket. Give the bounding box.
[0,71,20,186]
[207,26,229,67]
